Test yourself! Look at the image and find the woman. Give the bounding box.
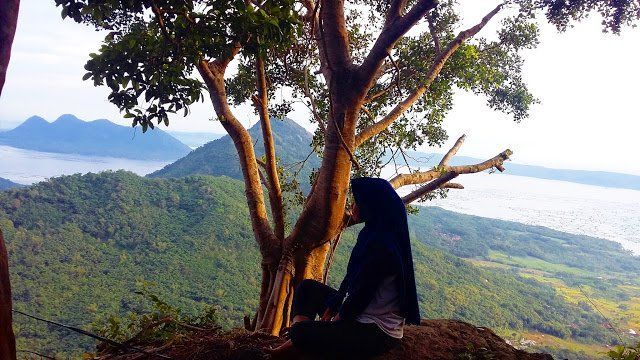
[270,177,420,359]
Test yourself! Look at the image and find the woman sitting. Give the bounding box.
[270,177,420,359]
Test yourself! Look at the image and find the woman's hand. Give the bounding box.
[320,308,335,322]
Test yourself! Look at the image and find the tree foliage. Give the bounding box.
[55,0,638,165]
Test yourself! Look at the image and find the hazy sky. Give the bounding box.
[1,1,639,175]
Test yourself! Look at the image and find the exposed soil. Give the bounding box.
[97,319,553,360]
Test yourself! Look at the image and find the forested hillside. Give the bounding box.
[0,177,21,190]
[2,171,632,358]
[149,118,320,187]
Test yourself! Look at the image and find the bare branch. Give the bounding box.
[391,148,512,189]
[442,182,464,189]
[389,134,511,190]
[390,168,439,189]
[447,149,512,175]
[402,171,458,204]
[355,3,505,146]
[438,134,465,167]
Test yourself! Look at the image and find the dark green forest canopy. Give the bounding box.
[53,0,640,178]
[2,171,634,356]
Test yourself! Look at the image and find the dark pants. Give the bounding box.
[289,280,400,359]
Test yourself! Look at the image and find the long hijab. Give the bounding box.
[334,177,421,324]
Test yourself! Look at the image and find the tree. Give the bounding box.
[0,0,20,96]
[55,0,639,335]
[0,1,20,358]
[0,229,16,360]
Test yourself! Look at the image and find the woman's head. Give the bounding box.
[350,177,406,229]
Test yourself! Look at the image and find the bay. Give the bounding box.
[418,172,640,255]
[0,145,170,184]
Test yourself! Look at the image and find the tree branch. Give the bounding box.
[150,0,177,45]
[213,41,242,70]
[303,65,326,132]
[197,58,278,256]
[253,56,286,241]
[401,171,458,204]
[386,0,409,26]
[357,0,438,89]
[389,133,510,189]
[442,182,464,189]
[438,134,465,167]
[391,148,512,189]
[427,11,441,55]
[319,0,351,72]
[355,3,505,146]
[331,116,361,170]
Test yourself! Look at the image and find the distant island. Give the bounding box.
[0,114,192,161]
[0,177,22,190]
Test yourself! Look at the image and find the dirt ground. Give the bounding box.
[96,319,554,360]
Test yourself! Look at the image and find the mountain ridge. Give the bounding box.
[149,118,639,191]
[149,118,320,186]
[0,114,192,161]
[0,177,22,191]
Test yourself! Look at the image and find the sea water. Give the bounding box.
[2,145,638,255]
[0,145,171,184]
[417,172,640,255]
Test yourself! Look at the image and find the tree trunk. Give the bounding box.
[0,0,19,96]
[256,92,362,334]
[0,1,19,356]
[0,229,16,360]
[259,252,294,335]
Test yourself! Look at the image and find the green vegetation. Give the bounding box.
[149,118,320,189]
[2,171,633,358]
[410,208,640,359]
[409,206,640,276]
[95,284,219,344]
[0,177,22,190]
[607,342,640,360]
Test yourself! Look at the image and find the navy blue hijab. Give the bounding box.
[332,177,420,325]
